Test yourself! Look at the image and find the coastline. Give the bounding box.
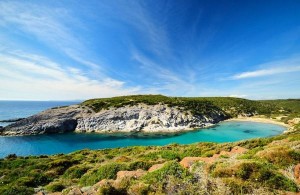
[225,116,290,128]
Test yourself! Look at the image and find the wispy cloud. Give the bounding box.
[232,66,300,79]
[0,51,141,100]
[231,56,300,79]
[228,94,247,98]
[132,51,198,95]
[0,1,102,72]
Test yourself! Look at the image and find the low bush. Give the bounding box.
[143,161,192,184]
[0,184,34,195]
[128,161,153,170]
[256,146,300,167]
[79,163,127,186]
[46,182,65,192]
[212,161,298,192]
[63,165,89,179]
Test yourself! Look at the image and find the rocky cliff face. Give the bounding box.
[1,103,228,136]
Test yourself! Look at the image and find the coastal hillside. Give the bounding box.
[0,122,299,194]
[0,95,299,135]
[1,95,299,135]
[0,95,299,194]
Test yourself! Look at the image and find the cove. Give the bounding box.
[0,121,286,158]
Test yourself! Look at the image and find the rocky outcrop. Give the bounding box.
[75,104,227,133]
[2,105,84,136]
[0,118,24,122]
[2,103,228,136]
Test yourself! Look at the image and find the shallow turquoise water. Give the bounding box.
[0,121,285,158]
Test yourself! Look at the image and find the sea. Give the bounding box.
[0,100,81,127]
[0,101,286,158]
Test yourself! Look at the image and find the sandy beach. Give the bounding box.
[226,117,290,128]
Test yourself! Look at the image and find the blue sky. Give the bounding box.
[0,0,300,100]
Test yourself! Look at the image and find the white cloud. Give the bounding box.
[0,52,141,100]
[230,56,300,80]
[228,94,247,98]
[232,66,300,79]
[131,51,197,95]
[0,1,103,72]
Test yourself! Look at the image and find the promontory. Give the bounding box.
[1,95,298,136]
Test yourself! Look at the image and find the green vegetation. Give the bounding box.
[0,128,299,194]
[0,95,299,194]
[82,94,299,118]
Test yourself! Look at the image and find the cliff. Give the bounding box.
[1,103,227,135]
[2,95,297,136]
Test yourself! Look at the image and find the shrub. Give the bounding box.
[0,184,34,195]
[5,154,17,160]
[79,163,127,186]
[212,161,298,192]
[160,150,181,160]
[223,178,253,195]
[143,161,192,184]
[46,182,65,192]
[266,174,298,192]
[128,161,153,170]
[63,165,89,179]
[128,182,150,195]
[256,146,300,167]
[97,182,126,195]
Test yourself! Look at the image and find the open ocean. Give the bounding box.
[0,100,80,127]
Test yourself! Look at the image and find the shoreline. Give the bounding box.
[1,117,289,137]
[225,117,290,128]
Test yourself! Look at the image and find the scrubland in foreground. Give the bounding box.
[0,122,299,195]
[0,96,300,194]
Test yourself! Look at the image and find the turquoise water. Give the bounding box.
[0,121,285,158]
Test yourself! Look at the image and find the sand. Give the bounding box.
[226,116,290,128]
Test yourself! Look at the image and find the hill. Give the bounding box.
[2,95,299,135]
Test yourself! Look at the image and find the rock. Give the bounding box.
[2,103,227,135]
[80,186,92,193]
[148,163,165,172]
[180,157,215,168]
[0,118,24,122]
[65,187,83,195]
[294,164,300,183]
[2,105,83,135]
[75,104,225,133]
[116,169,147,180]
[288,118,300,126]
[230,146,248,154]
[180,146,248,168]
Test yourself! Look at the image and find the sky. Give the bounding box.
[0,0,300,100]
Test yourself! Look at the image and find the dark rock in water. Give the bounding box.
[0,126,4,134]
[243,130,254,133]
[0,118,24,122]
